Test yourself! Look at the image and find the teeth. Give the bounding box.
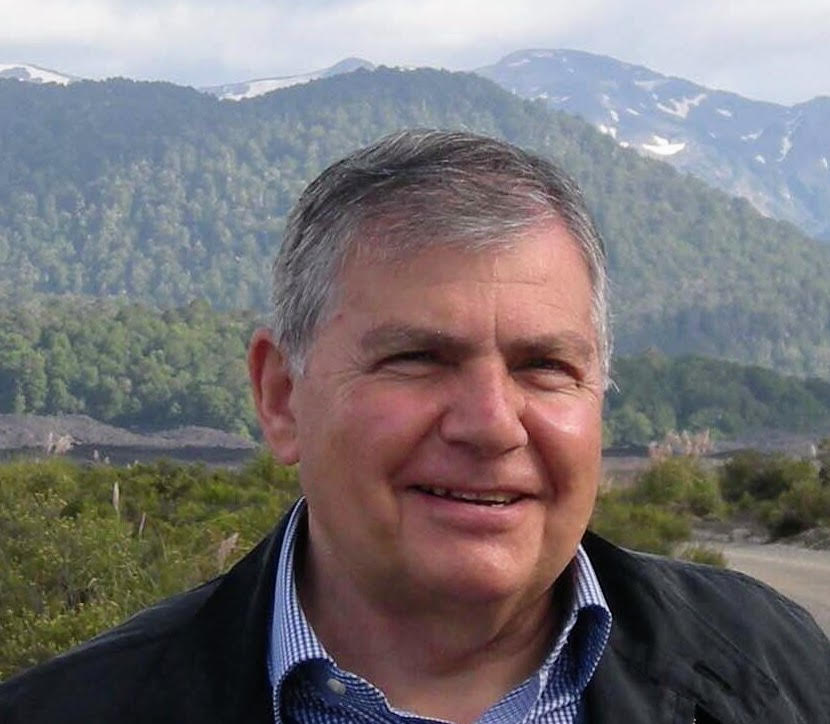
[418,486,519,505]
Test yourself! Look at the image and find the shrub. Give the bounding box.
[590,494,691,555]
[676,545,727,567]
[720,452,818,503]
[630,457,723,517]
[765,479,830,539]
[0,451,299,680]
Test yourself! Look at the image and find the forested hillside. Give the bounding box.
[606,353,830,445]
[2,68,830,376]
[0,299,257,435]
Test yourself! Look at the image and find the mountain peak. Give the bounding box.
[477,48,829,240]
[200,57,375,101]
[0,63,78,85]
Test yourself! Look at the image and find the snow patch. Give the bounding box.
[0,63,73,85]
[619,141,630,148]
[532,51,556,58]
[716,108,733,118]
[634,78,665,91]
[641,135,686,156]
[821,157,829,170]
[222,75,320,100]
[609,109,619,122]
[205,59,375,100]
[625,107,640,116]
[656,93,707,119]
[741,130,762,142]
[533,92,549,100]
[778,134,792,161]
[508,58,530,67]
[754,155,766,164]
[598,124,618,139]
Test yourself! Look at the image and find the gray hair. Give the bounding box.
[271,129,611,382]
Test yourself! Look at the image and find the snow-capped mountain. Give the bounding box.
[0,63,78,85]
[200,57,375,101]
[477,49,830,240]
[6,50,828,240]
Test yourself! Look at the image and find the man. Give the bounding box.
[1,130,827,723]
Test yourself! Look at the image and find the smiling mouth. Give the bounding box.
[414,486,523,506]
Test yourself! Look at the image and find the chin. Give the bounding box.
[414,550,550,607]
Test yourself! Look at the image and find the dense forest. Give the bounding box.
[2,69,830,378]
[2,299,829,444]
[0,299,257,436]
[606,353,830,445]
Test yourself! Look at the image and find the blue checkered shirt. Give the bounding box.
[267,500,612,723]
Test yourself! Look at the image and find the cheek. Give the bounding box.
[308,384,444,480]
[524,396,603,493]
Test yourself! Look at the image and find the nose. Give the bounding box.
[439,361,528,456]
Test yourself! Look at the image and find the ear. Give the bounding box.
[248,327,300,464]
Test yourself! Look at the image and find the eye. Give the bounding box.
[373,349,442,375]
[518,358,580,388]
[385,349,436,364]
[524,357,571,372]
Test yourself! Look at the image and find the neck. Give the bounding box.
[297,537,565,724]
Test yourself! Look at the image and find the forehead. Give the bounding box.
[327,222,596,341]
[345,217,589,281]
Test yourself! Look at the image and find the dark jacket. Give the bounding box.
[1,511,828,724]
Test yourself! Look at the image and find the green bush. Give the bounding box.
[630,457,723,517]
[676,545,727,567]
[764,479,830,538]
[720,452,818,503]
[0,452,299,681]
[590,494,691,555]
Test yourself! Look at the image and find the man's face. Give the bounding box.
[277,222,604,609]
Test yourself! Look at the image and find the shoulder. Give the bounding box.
[584,531,824,640]
[583,531,827,646]
[583,531,829,717]
[0,579,220,723]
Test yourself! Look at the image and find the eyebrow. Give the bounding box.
[360,323,470,357]
[359,323,595,364]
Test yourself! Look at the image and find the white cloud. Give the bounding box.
[0,0,827,103]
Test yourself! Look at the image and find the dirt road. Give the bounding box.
[721,543,830,636]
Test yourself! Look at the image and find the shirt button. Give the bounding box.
[326,677,347,695]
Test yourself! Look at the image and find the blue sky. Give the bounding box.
[1,0,827,105]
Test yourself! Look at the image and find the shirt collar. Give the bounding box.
[268,498,327,694]
[267,498,612,709]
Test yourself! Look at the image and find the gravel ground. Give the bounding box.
[0,414,255,450]
[720,542,830,636]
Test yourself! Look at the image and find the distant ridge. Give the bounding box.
[199,57,375,100]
